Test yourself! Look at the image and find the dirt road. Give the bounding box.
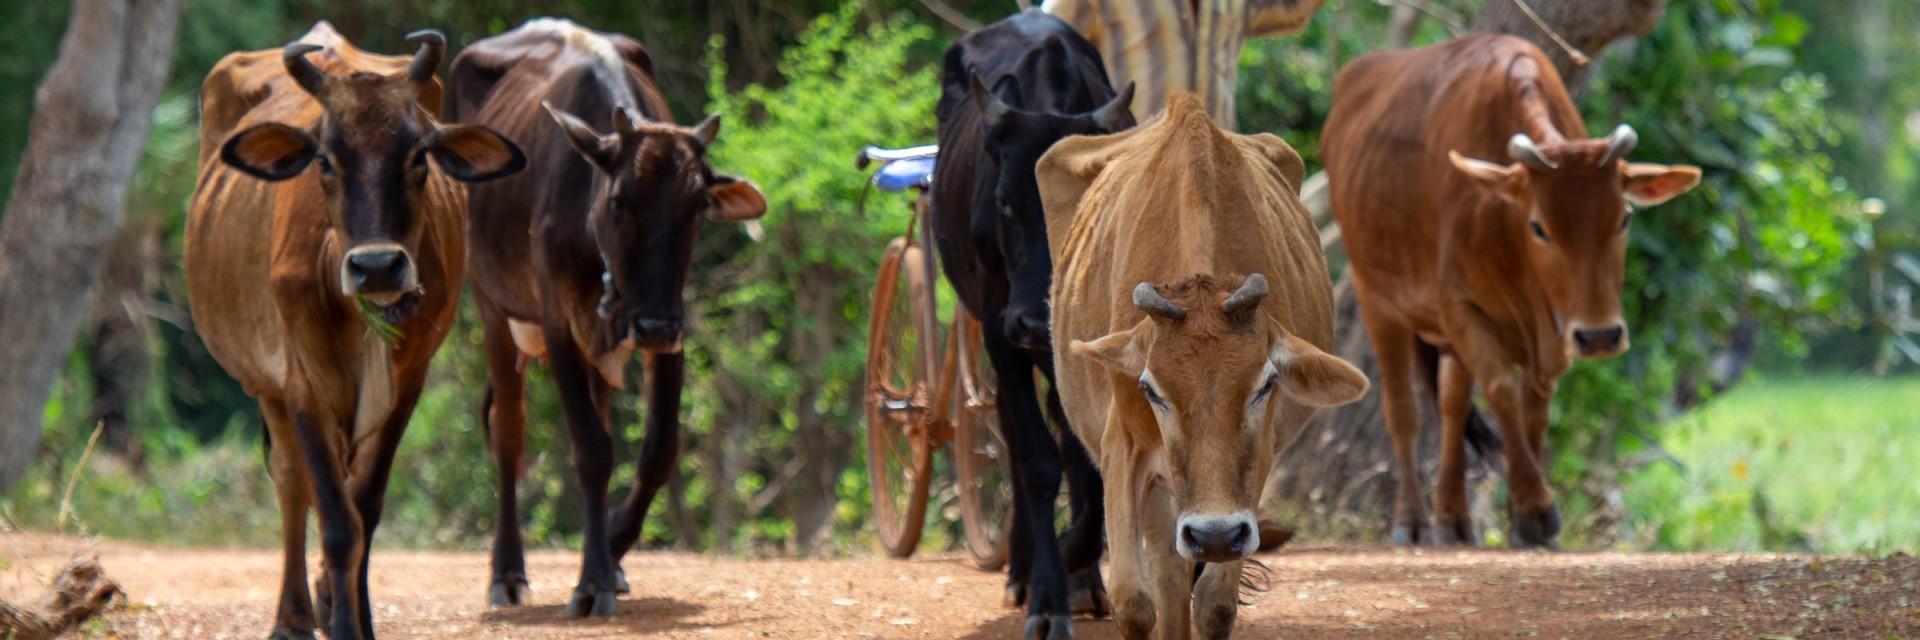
[2,532,1914,638]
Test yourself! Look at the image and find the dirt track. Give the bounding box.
[3,532,1915,638]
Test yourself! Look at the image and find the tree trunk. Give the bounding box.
[1471,0,1669,89]
[0,0,180,491]
[1265,0,1668,536]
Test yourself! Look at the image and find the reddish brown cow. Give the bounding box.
[447,18,768,617]
[1322,34,1700,549]
[186,22,523,640]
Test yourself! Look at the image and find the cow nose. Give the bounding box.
[1178,516,1255,563]
[1572,325,1626,356]
[345,250,410,294]
[1003,312,1051,351]
[628,316,684,353]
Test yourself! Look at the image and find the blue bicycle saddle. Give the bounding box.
[875,155,936,192]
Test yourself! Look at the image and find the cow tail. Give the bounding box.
[1415,341,1506,478]
[259,416,272,465]
[1238,559,1273,605]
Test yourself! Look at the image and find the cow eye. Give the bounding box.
[1252,374,1277,402]
[316,155,336,177]
[1138,379,1166,408]
[1529,219,1549,242]
[1000,204,1015,220]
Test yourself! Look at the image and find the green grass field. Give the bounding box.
[1622,375,1920,554]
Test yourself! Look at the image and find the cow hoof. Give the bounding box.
[565,587,617,618]
[613,567,630,594]
[1390,523,1425,547]
[1255,519,1294,552]
[488,579,531,607]
[1509,504,1562,550]
[267,627,319,640]
[1004,582,1028,608]
[1068,569,1110,617]
[1427,520,1478,547]
[1023,614,1074,640]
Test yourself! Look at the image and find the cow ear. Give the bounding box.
[1071,326,1144,378]
[706,173,768,222]
[1622,162,1702,207]
[543,101,619,172]
[1272,334,1368,407]
[1448,151,1527,201]
[220,123,319,181]
[425,124,526,183]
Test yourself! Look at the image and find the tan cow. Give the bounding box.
[186,22,523,640]
[1044,94,1367,640]
[1322,33,1701,549]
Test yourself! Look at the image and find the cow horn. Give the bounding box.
[404,29,445,85]
[1221,273,1268,315]
[1133,283,1187,320]
[970,71,1012,129]
[1508,133,1558,172]
[691,114,721,147]
[283,43,328,96]
[1599,124,1638,167]
[612,104,639,134]
[1090,82,1135,131]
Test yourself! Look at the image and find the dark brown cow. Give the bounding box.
[447,18,767,618]
[186,22,523,640]
[1322,33,1700,549]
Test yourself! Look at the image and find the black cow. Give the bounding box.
[932,10,1135,640]
[447,18,767,617]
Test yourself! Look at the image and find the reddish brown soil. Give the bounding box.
[2,532,1915,639]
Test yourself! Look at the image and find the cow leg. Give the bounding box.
[1510,388,1560,548]
[261,399,318,640]
[290,408,365,640]
[1192,560,1242,640]
[1140,478,1191,640]
[1430,354,1478,546]
[1047,383,1110,617]
[986,333,1072,640]
[1103,429,1153,640]
[475,293,532,606]
[544,332,621,617]
[343,385,422,640]
[1366,316,1427,546]
[607,352,685,589]
[1446,306,1556,549]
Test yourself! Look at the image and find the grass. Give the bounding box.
[1622,375,1920,555]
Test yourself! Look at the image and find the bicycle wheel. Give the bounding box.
[953,314,1014,570]
[865,237,937,558]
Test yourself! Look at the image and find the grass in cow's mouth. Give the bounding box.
[358,297,404,346]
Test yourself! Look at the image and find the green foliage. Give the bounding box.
[1623,376,1920,554]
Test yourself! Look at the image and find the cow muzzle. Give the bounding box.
[1567,321,1629,359]
[341,245,418,306]
[1176,512,1257,563]
[1001,309,1051,352]
[618,315,684,354]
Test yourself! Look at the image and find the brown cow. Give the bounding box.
[447,18,768,617]
[1045,94,1367,639]
[186,22,523,640]
[1322,33,1700,549]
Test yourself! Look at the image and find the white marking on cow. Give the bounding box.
[519,18,643,125]
[353,332,396,446]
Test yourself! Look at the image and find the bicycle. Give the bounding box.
[858,144,1013,570]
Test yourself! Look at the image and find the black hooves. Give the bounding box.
[1067,569,1110,617]
[565,586,618,618]
[613,566,630,594]
[1509,504,1562,550]
[1023,614,1074,640]
[267,627,319,640]
[1428,519,1479,546]
[487,579,531,607]
[1390,523,1424,547]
